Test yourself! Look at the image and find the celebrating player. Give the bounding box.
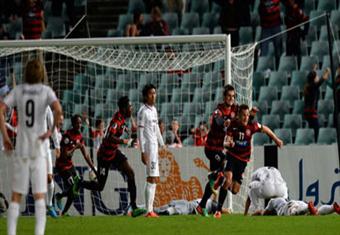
[0,59,62,235]
[257,197,340,216]
[213,104,283,218]
[55,114,95,216]
[79,96,146,217]
[197,85,257,216]
[244,166,288,215]
[137,84,165,218]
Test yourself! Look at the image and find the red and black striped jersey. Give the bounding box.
[98,111,127,161]
[56,129,84,171]
[205,103,239,151]
[22,3,44,39]
[226,120,262,162]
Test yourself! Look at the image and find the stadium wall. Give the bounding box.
[0,145,339,215]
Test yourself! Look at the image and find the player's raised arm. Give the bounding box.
[262,125,283,148]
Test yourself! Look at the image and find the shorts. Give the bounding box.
[145,144,159,177]
[11,155,47,195]
[47,149,53,175]
[224,156,247,184]
[98,149,128,170]
[204,148,227,171]
[57,167,77,191]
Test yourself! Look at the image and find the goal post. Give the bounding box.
[0,35,257,214]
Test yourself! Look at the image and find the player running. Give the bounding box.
[0,59,62,235]
[213,104,283,218]
[257,197,340,216]
[244,166,288,215]
[78,96,146,217]
[55,114,95,216]
[137,84,165,218]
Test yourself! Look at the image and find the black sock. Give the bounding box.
[128,179,137,209]
[217,188,228,211]
[199,182,213,208]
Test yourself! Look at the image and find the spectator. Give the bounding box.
[142,6,170,36]
[22,0,45,40]
[239,0,252,27]
[51,0,75,30]
[285,0,309,65]
[91,118,105,152]
[143,0,164,13]
[158,119,166,143]
[0,24,9,40]
[193,121,209,146]
[126,11,145,37]
[165,119,182,148]
[303,66,331,142]
[213,0,241,47]
[258,0,283,67]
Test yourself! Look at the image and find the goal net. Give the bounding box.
[0,35,256,215]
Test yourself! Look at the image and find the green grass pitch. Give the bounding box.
[1,214,339,235]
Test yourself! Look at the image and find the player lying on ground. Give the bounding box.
[244,166,288,215]
[212,104,283,219]
[55,114,95,216]
[255,197,340,216]
[78,96,146,217]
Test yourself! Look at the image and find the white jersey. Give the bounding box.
[45,106,60,149]
[265,198,308,216]
[137,104,164,152]
[4,84,57,158]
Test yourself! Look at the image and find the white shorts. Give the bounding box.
[47,149,53,175]
[145,144,159,177]
[11,155,47,195]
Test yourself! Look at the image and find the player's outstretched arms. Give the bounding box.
[262,125,283,148]
[0,103,13,151]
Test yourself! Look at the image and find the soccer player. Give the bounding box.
[55,114,95,216]
[244,166,288,215]
[197,85,257,216]
[79,96,146,217]
[45,106,61,218]
[213,104,283,218]
[0,59,62,235]
[137,84,165,218]
[258,197,340,216]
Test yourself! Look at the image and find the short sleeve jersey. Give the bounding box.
[4,84,57,158]
[137,104,159,146]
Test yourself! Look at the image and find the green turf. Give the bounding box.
[0,214,339,235]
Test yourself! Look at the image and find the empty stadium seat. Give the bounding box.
[46,17,66,38]
[311,41,329,63]
[268,71,288,91]
[274,128,293,144]
[309,10,326,29]
[258,86,278,105]
[252,72,266,99]
[324,86,334,100]
[180,13,199,34]
[256,56,275,72]
[182,102,203,116]
[300,56,318,72]
[262,114,280,130]
[278,56,298,73]
[117,14,133,31]
[160,102,182,118]
[239,26,253,44]
[179,115,195,134]
[189,0,209,18]
[295,128,315,145]
[280,86,300,107]
[127,0,145,13]
[214,87,224,102]
[292,100,305,115]
[270,100,290,119]
[192,27,210,35]
[283,114,303,137]
[319,25,338,41]
[253,132,270,146]
[171,88,191,103]
[192,87,211,103]
[318,99,334,116]
[317,127,337,144]
[201,12,219,32]
[317,0,336,12]
[163,13,179,34]
[172,27,189,35]
[252,100,268,121]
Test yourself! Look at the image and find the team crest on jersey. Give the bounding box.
[245,129,251,136]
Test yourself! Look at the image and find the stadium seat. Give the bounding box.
[253,132,270,146]
[256,56,275,72]
[278,56,298,73]
[211,2,221,13]
[160,73,179,91]
[182,136,195,146]
[94,103,112,119]
[274,128,293,144]
[171,88,191,103]
[128,88,141,103]
[117,14,133,31]
[262,114,280,130]
[305,25,318,46]
[252,100,268,121]
[330,10,340,25]
[304,0,316,15]
[179,115,195,134]
[292,100,305,115]
[160,102,182,118]
[319,25,338,41]
[318,113,327,127]
[254,26,261,41]
[283,114,303,137]
[270,100,290,119]
[138,73,158,88]
[239,26,253,44]
[213,26,222,34]
[300,56,318,72]
[192,87,211,103]
[192,27,210,35]
[213,60,224,72]
[163,13,178,34]
[258,86,278,106]
[194,114,208,127]
[46,17,66,38]
[180,13,199,34]
[183,102,203,116]
[252,72,266,99]
[127,0,145,13]
[321,54,339,71]
[204,101,218,116]
[291,70,308,92]
[189,0,209,18]
[309,10,326,29]
[310,41,329,62]
[181,73,201,93]
[317,0,336,12]
[280,86,300,107]
[295,128,315,145]
[63,118,72,130]
[214,87,224,102]
[7,17,22,39]
[267,71,288,91]
[156,86,170,104]
[201,12,219,33]
[116,74,134,90]
[317,100,334,116]
[74,104,88,115]
[324,86,334,100]
[317,127,337,144]
[106,89,126,104]
[328,113,335,127]
[172,27,189,35]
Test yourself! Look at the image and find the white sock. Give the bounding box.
[7,202,20,235]
[318,205,334,215]
[47,181,54,207]
[34,199,46,235]
[145,182,156,213]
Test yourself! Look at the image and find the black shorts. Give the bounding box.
[98,149,128,170]
[57,167,77,190]
[204,148,227,172]
[224,156,247,184]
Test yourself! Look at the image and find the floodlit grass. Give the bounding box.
[0,214,339,235]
